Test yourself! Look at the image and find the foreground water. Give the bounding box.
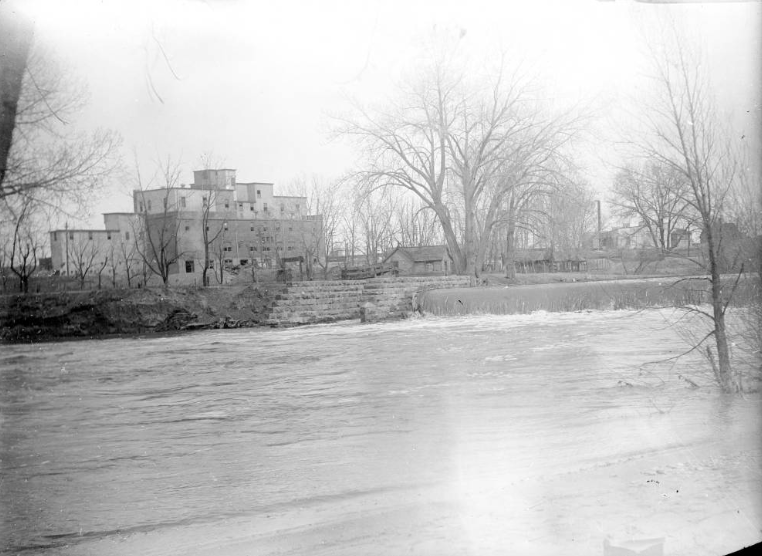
[1,309,760,555]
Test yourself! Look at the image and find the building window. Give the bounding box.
[224,259,233,264]
[250,206,254,212]
[288,227,293,232]
[250,226,254,232]
[184,225,190,232]
[280,204,285,212]
[125,231,130,240]
[263,226,268,232]
[180,197,186,208]
[88,231,93,240]
[225,202,230,209]
[296,204,300,212]
[107,232,112,240]
[249,245,256,252]
[208,260,214,269]
[263,203,268,212]
[240,259,248,266]
[287,245,293,251]
[426,263,434,272]
[238,203,243,210]
[185,260,195,273]
[202,196,207,206]
[53,232,58,241]
[139,202,144,212]
[257,190,261,198]
[147,200,152,211]
[69,232,74,240]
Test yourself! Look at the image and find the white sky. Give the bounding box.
[14,0,762,228]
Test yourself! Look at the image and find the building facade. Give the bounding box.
[50,168,322,286]
[382,246,452,276]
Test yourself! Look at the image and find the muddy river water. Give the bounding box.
[1,309,760,555]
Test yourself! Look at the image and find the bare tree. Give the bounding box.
[197,151,227,286]
[539,178,597,260]
[0,33,121,213]
[0,234,10,292]
[118,230,139,288]
[611,162,695,252]
[636,23,746,392]
[201,191,224,286]
[68,234,102,290]
[352,187,398,266]
[133,156,185,287]
[0,4,34,191]
[336,44,585,277]
[8,199,39,293]
[394,197,443,248]
[286,175,343,279]
[106,241,120,288]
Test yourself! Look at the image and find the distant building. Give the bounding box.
[599,220,693,251]
[49,168,323,286]
[383,245,452,276]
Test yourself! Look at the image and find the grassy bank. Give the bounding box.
[418,276,760,316]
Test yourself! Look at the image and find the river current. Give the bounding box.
[1,309,760,555]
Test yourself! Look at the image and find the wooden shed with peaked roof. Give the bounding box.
[382,245,453,276]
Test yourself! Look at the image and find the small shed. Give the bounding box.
[383,245,452,276]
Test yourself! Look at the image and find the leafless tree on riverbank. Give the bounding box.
[635,22,750,392]
[67,233,102,290]
[8,198,39,293]
[0,11,120,212]
[132,156,185,287]
[335,38,588,277]
[610,162,696,252]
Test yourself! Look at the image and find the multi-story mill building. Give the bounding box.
[50,168,322,286]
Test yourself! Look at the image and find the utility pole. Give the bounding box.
[596,200,602,250]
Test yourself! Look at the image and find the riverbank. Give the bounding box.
[0,285,283,343]
[2,273,757,343]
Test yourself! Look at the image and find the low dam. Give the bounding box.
[266,275,473,326]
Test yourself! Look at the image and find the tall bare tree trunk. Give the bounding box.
[0,7,33,191]
[504,216,516,280]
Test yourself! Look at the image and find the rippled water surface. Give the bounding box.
[1,310,760,554]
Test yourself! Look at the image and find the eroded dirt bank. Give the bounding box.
[0,285,283,343]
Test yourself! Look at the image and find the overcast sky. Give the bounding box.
[15,0,762,228]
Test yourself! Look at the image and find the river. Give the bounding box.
[1,309,760,556]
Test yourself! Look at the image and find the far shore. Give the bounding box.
[2,272,756,344]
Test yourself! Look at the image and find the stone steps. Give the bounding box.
[265,276,472,326]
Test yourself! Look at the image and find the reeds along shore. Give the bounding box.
[417,277,761,316]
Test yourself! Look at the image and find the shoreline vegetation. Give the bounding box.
[1,273,758,344]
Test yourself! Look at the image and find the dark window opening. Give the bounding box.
[185,260,195,273]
